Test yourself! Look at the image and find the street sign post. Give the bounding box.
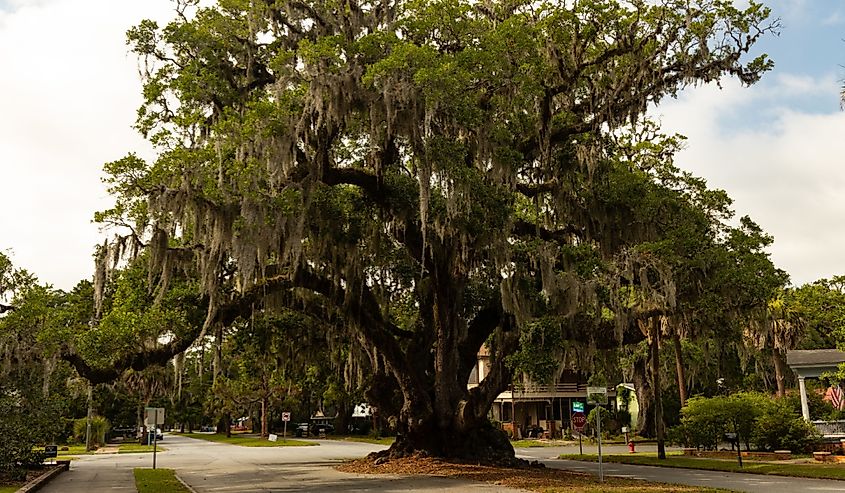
[144,407,165,469]
[585,388,607,483]
[282,411,291,440]
[571,411,586,455]
[571,412,587,432]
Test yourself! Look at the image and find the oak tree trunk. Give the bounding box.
[633,354,655,437]
[773,349,789,398]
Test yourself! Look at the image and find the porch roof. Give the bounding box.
[786,349,845,378]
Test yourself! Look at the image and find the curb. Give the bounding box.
[175,472,198,493]
[16,461,70,493]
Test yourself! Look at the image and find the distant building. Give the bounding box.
[471,346,633,439]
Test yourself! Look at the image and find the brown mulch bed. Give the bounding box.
[336,456,722,492]
[0,467,48,488]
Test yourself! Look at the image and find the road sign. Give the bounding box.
[145,407,165,426]
[572,401,584,413]
[571,411,587,432]
[587,386,608,405]
[282,412,291,422]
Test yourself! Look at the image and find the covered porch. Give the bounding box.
[786,349,845,436]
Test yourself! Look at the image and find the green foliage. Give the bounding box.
[0,392,58,481]
[670,393,819,452]
[89,0,781,454]
[0,254,76,480]
[73,416,111,448]
[752,400,820,453]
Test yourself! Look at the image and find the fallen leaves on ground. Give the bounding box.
[336,455,721,492]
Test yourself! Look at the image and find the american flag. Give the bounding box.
[825,385,844,410]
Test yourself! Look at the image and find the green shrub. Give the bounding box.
[670,395,727,449]
[73,416,111,448]
[752,400,821,453]
[672,392,820,453]
[0,391,60,481]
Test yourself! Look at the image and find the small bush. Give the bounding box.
[0,392,61,481]
[73,416,111,448]
[671,392,820,453]
[752,401,821,453]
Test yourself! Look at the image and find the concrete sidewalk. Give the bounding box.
[38,455,141,492]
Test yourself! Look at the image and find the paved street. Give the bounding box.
[37,435,845,493]
[515,445,845,493]
[40,434,524,492]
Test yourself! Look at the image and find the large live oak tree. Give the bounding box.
[71,0,777,461]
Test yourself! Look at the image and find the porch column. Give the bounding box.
[798,376,810,421]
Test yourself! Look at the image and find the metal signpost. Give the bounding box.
[587,387,608,482]
[571,410,586,455]
[282,411,291,441]
[145,407,165,469]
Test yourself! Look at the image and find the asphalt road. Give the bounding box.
[40,433,525,492]
[37,435,845,493]
[514,444,845,493]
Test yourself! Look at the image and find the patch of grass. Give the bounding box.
[0,485,22,493]
[134,468,191,493]
[119,444,167,454]
[560,454,845,480]
[511,439,559,448]
[183,433,318,447]
[327,435,395,446]
[38,445,95,456]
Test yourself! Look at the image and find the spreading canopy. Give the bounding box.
[82,0,777,459]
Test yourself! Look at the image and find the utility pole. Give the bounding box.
[85,383,93,451]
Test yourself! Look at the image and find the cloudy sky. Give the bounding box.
[0,0,843,290]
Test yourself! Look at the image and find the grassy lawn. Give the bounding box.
[60,445,94,455]
[511,439,561,448]
[134,468,191,493]
[119,444,168,454]
[182,433,318,447]
[327,435,395,446]
[0,485,22,493]
[559,454,845,480]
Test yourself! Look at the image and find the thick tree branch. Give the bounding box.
[512,218,583,243]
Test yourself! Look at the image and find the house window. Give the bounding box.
[502,402,512,422]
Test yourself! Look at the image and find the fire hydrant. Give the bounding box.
[628,440,636,453]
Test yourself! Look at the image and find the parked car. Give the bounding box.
[112,426,138,439]
[294,423,310,437]
[293,421,335,437]
[154,428,163,440]
[310,422,334,435]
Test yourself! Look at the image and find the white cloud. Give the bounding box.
[655,74,845,285]
[0,0,173,289]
